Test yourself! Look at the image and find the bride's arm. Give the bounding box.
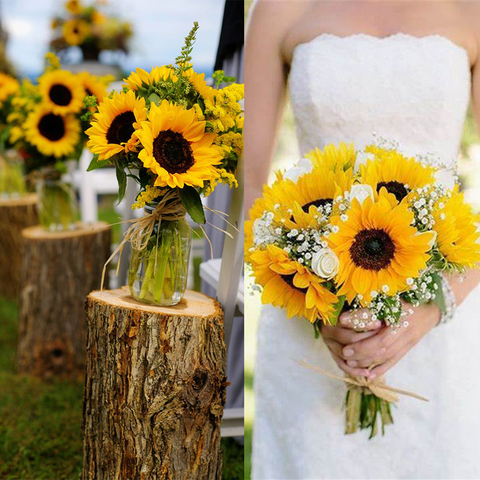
[244,1,296,213]
[322,55,480,379]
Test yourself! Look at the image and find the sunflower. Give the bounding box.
[306,142,357,172]
[62,19,90,46]
[65,0,82,15]
[123,66,175,91]
[39,70,85,115]
[135,100,221,188]
[360,146,436,203]
[0,73,19,105]
[86,90,147,160]
[25,105,80,158]
[123,65,213,100]
[328,189,435,305]
[262,161,354,230]
[77,72,108,106]
[250,245,339,323]
[183,68,213,100]
[92,11,106,25]
[433,190,480,268]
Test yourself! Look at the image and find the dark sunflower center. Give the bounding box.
[106,111,135,145]
[377,181,408,202]
[49,84,73,106]
[349,228,396,271]
[38,113,65,141]
[86,88,93,96]
[281,274,308,294]
[302,198,333,213]
[153,129,194,174]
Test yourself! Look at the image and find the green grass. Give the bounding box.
[0,295,243,479]
[0,297,84,479]
[244,370,253,480]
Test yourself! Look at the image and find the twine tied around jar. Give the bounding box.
[100,188,235,290]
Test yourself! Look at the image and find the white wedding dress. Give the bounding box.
[252,34,480,479]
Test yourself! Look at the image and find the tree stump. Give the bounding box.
[0,194,38,301]
[82,287,227,480]
[18,222,111,379]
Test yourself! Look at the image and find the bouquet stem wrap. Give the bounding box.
[298,360,428,438]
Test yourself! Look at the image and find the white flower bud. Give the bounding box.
[350,184,374,205]
[284,158,313,182]
[311,248,339,280]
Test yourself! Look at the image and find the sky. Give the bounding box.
[1,0,225,78]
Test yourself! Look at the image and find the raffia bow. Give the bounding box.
[297,360,429,403]
[298,359,428,435]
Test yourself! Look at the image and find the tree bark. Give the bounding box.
[18,222,111,379]
[82,287,227,480]
[0,194,38,301]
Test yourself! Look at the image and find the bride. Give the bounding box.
[245,1,480,478]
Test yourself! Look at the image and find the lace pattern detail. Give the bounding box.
[289,33,470,169]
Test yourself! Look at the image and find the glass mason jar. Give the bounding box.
[128,206,192,307]
[0,157,26,199]
[37,179,77,232]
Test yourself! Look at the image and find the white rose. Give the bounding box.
[284,158,313,182]
[311,248,339,280]
[350,184,374,205]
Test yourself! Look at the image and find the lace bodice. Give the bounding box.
[289,34,471,167]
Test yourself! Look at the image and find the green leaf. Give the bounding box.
[178,186,205,224]
[431,272,447,314]
[115,162,127,204]
[87,154,110,171]
[197,96,205,113]
[148,93,161,106]
[328,295,346,326]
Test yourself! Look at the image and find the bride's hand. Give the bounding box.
[337,302,441,378]
[321,314,382,377]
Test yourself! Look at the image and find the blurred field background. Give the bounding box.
[244,1,480,478]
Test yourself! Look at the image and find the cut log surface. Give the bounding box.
[0,194,38,300]
[18,222,111,379]
[82,287,227,480]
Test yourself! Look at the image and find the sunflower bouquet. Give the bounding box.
[7,52,110,230]
[247,142,480,437]
[50,0,133,62]
[0,73,26,198]
[85,22,243,306]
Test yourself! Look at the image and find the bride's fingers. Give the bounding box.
[325,339,376,376]
[347,338,409,368]
[367,347,410,379]
[341,324,408,361]
[331,352,370,378]
[323,338,344,358]
[321,325,378,345]
[339,309,382,331]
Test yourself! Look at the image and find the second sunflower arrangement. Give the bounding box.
[6,52,109,174]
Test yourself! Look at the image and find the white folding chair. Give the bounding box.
[199,156,245,437]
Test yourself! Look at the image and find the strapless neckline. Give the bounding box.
[293,32,470,63]
[288,30,471,173]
